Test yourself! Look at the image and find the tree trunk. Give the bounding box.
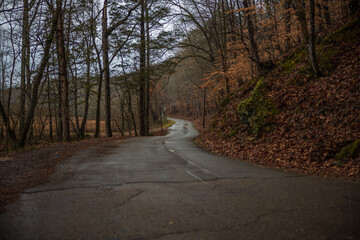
[73,65,80,136]
[102,0,112,138]
[20,0,30,139]
[221,0,230,94]
[292,0,322,77]
[309,0,323,77]
[139,0,146,136]
[80,38,91,139]
[128,91,138,136]
[243,0,261,75]
[323,0,331,25]
[47,69,53,142]
[94,73,103,138]
[202,87,206,128]
[57,80,63,142]
[0,100,18,146]
[292,0,310,42]
[56,0,70,142]
[145,1,150,135]
[284,0,291,52]
[19,1,61,148]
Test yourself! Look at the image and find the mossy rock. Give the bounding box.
[335,140,360,163]
[237,79,278,137]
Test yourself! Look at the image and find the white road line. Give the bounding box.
[185,159,222,178]
[169,148,197,150]
[163,138,222,178]
[185,170,207,184]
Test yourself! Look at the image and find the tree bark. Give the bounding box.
[145,1,150,135]
[323,0,331,25]
[73,64,80,136]
[102,0,112,138]
[80,37,91,139]
[292,0,310,42]
[202,87,206,128]
[292,0,322,77]
[56,0,70,142]
[47,67,53,142]
[94,73,103,138]
[284,0,291,52]
[243,0,262,75]
[128,91,138,136]
[0,100,18,146]
[20,0,29,139]
[139,0,146,136]
[309,0,323,77]
[19,0,61,148]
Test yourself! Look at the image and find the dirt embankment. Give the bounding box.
[197,19,360,180]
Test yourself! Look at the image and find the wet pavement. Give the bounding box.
[0,118,359,240]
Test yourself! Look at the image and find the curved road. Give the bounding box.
[0,118,359,239]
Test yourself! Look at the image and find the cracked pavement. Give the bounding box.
[0,118,360,240]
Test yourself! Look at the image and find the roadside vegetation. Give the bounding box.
[196,18,360,180]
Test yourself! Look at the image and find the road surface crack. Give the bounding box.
[23,183,124,194]
[111,190,144,209]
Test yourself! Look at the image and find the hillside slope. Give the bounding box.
[197,19,360,180]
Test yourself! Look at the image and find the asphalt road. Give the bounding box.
[1,118,360,240]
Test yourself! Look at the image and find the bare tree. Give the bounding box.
[56,0,70,141]
[102,0,140,138]
[243,0,261,75]
[292,0,322,77]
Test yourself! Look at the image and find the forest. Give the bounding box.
[0,0,359,178]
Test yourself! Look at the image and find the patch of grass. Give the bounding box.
[163,119,176,128]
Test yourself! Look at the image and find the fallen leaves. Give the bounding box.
[196,26,360,181]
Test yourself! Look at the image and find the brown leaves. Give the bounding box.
[196,25,360,181]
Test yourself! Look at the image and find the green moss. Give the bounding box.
[281,47,307,74]
[298,45,338,80]
[237,79,278,137]
[220,97,230,108]
[163,119,176,128]
[282,20,360,79]
[335,140,360,163]
[314,19,360,77]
